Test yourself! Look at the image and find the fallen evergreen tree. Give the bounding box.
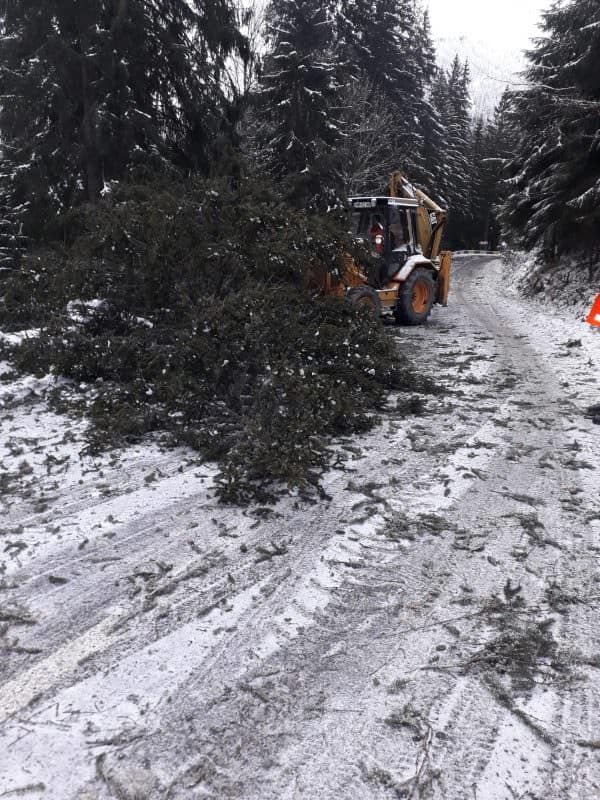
[1,174,430,502]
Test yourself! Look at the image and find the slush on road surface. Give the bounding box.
[1,256,599,800]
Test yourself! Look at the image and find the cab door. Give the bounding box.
[407,209,422,254]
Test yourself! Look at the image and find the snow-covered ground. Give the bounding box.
[503,248,600,320]
[1,256,599,799]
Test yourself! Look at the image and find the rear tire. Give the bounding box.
[347,286,381,319]
[394,267,436,325]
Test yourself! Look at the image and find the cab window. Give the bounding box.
[351,210,383,237]
[388,207,410,250]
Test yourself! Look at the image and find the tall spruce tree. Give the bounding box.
[257,0,341,206]
[478,90,513,249]
[416,9,445,189]
[448,56,472,206]
[465,115,486,246]
[449,89,514,250]
[431,55,472,246]
[501,0,600,259]
[0,0,245,236]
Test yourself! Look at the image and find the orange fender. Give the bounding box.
[586,294,600,327]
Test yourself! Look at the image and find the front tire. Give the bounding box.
[395,267,436,325]
[347,286,381,319]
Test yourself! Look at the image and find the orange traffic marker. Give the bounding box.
[587,293,600,327]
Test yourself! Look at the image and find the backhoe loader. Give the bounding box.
[324,171,452,325]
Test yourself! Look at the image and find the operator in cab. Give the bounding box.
[369,215,385,254]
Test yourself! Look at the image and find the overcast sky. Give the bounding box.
[426,0,549,53]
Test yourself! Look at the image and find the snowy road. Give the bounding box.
[1,256,599,800]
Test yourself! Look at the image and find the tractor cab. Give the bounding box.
[331,177,452,325]
[349,196,422,283]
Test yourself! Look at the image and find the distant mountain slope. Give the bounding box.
[435,35,526,117]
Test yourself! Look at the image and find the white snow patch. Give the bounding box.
[0,578,266,798]
[0,328,39,346]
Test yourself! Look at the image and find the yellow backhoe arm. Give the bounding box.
[388,170,447,260]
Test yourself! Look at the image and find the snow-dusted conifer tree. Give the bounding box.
[476,91,513,249]
[464,115,485,245]
[0,0,245,235]
[258,0,341,207]
[415,9,445,188]
[447,56,472,204]
[430,55,472,246]
[501,0,600,259]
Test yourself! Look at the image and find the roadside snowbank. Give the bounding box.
[502,249,600,320]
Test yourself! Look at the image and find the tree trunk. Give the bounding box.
[81,56,102,203]
[111,0,129,32]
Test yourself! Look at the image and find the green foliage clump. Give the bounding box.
[2,175,426,502]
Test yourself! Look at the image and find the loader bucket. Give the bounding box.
[586,293,600,327]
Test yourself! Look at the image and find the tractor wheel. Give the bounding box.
[347,286,381,319]
[395,267,436,325]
